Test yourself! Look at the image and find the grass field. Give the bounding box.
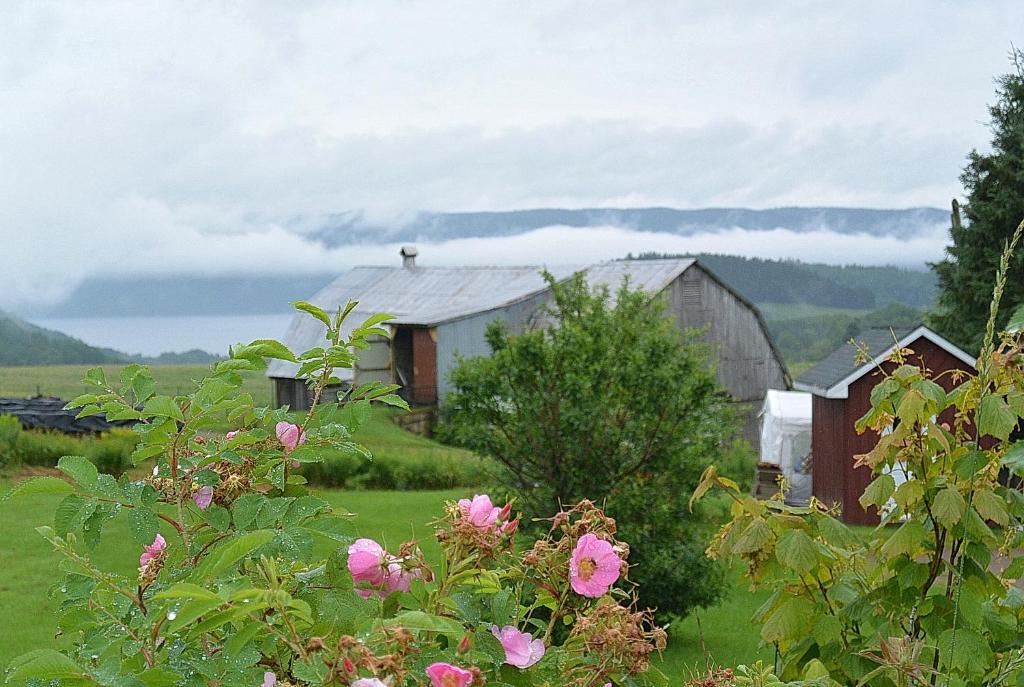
[0,363,274,406]
[0,482,771,677]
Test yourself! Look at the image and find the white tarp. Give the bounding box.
[759,389,813,503]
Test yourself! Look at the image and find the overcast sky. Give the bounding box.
[2,1,1023,306]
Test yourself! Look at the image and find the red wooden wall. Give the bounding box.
[411,327,438,405]
[811,336,975,524]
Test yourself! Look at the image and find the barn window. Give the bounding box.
[682,282,702,307]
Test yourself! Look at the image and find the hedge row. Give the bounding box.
[0,414,135,474]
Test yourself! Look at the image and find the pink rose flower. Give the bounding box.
[275,421,306,454]
[458,494,501,529]
[491,624,545,668]
[383,558,422,594]
[569,533,621,598]
[425,662,473,687]
[351,679,388,687]
[193,485,214,510]
[262,672,276,687]
[348,538,387,596]
[139,533,167,572]
[225,430,238,440]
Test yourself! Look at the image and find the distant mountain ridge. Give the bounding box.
[0,311,221,367]
[309,206,948,246]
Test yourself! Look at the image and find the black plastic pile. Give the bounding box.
[0,397,134,434]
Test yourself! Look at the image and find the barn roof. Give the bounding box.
[266,264,581,379]
[793,324,976,399]
[267,256,787,382]
[584,258,697,295]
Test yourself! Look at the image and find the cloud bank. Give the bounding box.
[0,1,1019,307]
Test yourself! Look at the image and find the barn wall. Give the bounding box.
[354,335,392,388]
[817,336,976,524]
[668,266,787,403]
[436,290,552,400]
[273,378,314,411]
[664,265,788,451]
[811,395,846,513]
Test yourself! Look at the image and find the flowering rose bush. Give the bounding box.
[2,300,668,687]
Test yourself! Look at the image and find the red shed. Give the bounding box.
[794,325,976,524]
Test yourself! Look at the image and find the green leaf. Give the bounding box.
[143,396,184,422]
[292,301,332,328]
[880,520,926,558]
[859,473,895,510]
[1,476,75,502]
[57,455,98,490]
[194,530,275,580]
[978,395,1017,440]
[6,649,85,681]
[896,388,927,424]
[138,667,184,687]
[938,628,992,674]
[166,598,224,634]
[761,596,814,643]
[933,487,967,529]
[1001,442,1024,476]
[893,479,924,511]
[1007,304,1024,333]
[733,519,773,554]
[974,489,1009,526]
[376,394,410,410]
[156,583,224,602]
[380,610,465,637]
[127,506,159,545]
[812,614,843,647]
[775,529,819,574]
[244,339,298,363]
[53,494,86,536]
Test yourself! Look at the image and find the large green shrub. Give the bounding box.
[440,271,738,619]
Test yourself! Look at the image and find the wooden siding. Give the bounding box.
[435,288,552,400]
[813,335,975,524]
[411,327,438,404]
[668,266,788,403]
[665,265,788,451]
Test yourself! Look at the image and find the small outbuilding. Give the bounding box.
[757,389,812,503]
[794,325,976,524]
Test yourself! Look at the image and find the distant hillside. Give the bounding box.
[309,206,947,246]
[0,311,123,366]
[686,254,937,309]
[0,312,223,367]
[23,274,337,318]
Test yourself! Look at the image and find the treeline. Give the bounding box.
[630,253,937,309]
[767,303,924,369]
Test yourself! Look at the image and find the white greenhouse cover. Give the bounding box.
[759,390,813,502]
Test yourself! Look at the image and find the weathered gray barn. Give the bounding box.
[268,251,789,447]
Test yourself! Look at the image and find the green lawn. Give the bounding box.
[0,363,273,406]
[0,482,770,677]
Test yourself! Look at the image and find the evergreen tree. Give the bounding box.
[932,50,1024,352]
